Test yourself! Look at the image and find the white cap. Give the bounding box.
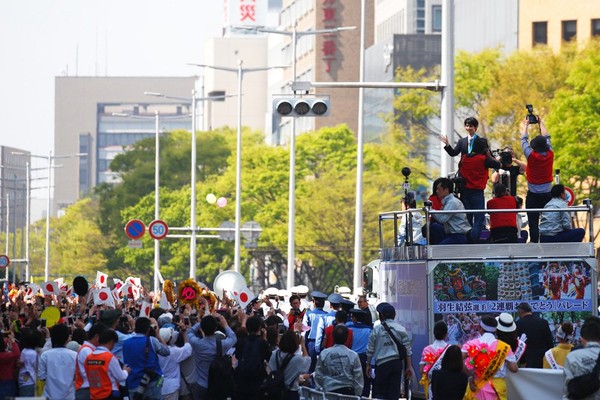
[159,327,178,345]
[263,287,279,297]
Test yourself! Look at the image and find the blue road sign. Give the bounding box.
[125,219,146,240]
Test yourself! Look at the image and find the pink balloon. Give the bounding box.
[217,197,227,208]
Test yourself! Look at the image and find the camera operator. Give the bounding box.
[458,137,501,243]
[520,115,553,243]
[491,146,526,196]
[122,317,170,400]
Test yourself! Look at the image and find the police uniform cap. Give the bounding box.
[263,287,279,297]
[277,289,290,298]
[295,285,309,295]
[311,291,327,300]
[340,298,355,307]
[327,293,344,304]
[375,302,395,314]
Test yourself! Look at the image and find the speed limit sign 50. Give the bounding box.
[148,219,169,240]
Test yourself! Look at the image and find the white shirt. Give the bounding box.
[76,341,96,389]
[39,347,77,400]
[159,343,193,395]
[18,348,38,387]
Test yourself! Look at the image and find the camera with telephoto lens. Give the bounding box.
[492,149,513,166]
[132,369,159,400]
[525,104,539,124]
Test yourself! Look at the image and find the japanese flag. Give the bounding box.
[54,277,64,287]
[232,286,255,309]
[159,292,171,310]
[60,283,69,294]
[125,277,141,287]
[94,287,115,308]
[111,287,122,304]
[120,284,140,301]
[96,271,109,288]
[41,281,60,296]
[139,301,153,318]
[113,278,123,290]
[65,286,73,297]
[25,284,39,299]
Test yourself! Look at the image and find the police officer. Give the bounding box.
[315,293,343,353]
[302,291,328,372]
[348,308,373,397]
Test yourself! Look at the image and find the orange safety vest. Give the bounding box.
[85,351,115,400]
[75,343,95,390]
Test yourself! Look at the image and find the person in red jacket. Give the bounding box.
[487,183,518,243]
[520,116,553,243]
[323,311,353,350]
[0,329,20,399]
[458,137,501,242]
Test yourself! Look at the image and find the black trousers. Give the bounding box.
[372,358,403,400]
[525,191,551,243]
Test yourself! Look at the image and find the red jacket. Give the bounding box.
[0,339,20,380]
[526,150,554,185]
[323,324,353,350]
[487,195,517,229]
[460,154,495,190]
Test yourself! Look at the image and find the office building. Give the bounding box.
[54,76,196,214]
[519,0,600,51]
[267,0,375,145]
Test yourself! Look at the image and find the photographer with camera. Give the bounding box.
[520,108,553,243]
[458,137,501,243]
[491,146,526,196]
[122,317,170,400]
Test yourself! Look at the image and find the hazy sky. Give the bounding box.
[0,0,225,157]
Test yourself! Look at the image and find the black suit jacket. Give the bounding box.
[515,314,554,368]
[444,136,470,157]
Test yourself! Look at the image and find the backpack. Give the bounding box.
[207,340,234,400]
[567,350,600,400]
[262,351,294,400]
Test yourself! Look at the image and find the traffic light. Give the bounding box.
[272,96,330,117]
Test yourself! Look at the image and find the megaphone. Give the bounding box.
[212,270,246,297]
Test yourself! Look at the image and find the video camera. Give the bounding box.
[526,104,539,124]
[491,149,513,166]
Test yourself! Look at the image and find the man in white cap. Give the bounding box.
[158,324,192,400]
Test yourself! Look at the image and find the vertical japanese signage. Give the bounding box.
[226,0,268,27]
[321,0,338,73]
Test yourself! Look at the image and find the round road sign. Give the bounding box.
[0,255,9,269]
[148,219,169,240]
[125,219,146,240]
[564,186,575,206]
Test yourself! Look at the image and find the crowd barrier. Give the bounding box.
[299,387,394,400]
[506,367,565,400]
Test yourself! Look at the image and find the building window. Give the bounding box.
[432,5,442,33]
[592,19,600,36]
[562,20,577,42]
[532,22,547,45]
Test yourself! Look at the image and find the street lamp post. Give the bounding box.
[112,110,188,292]
[249,25,355,289]
[189,62,286,273]
[144,91,229,279]
[14,151,86,281]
